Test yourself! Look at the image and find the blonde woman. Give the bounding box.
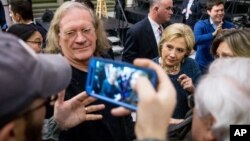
[153,23,201,119]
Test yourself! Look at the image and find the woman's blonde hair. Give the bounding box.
[45,1,110,54]
[158,23,194,57]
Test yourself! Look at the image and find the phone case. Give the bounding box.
[86,57,158,111]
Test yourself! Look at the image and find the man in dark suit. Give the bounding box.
[182,0,202,29]
[122,0,173,63]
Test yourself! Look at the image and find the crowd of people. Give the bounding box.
[0,0,250,141]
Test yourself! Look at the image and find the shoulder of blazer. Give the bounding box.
[135,17,150,27]
[223,20,235,28]
[130,17,151,32]
[198,19,210,25]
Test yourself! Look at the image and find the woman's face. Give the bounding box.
[161,37,187,67]
[216,41,235,58]
[26,31,43,53]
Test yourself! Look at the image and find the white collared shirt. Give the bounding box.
[185,0,194,19]
[148,16,162,45]
[209,18,218,30]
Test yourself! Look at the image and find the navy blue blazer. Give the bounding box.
[122,17,158,63]
[194,19,235,71]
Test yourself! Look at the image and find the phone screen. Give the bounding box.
[86,58,157,110]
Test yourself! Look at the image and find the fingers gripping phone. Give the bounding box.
[86,57,158,111]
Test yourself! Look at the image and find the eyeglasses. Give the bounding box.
[0,95,58,128]
[26,40,43,48]
[61,26,95,39]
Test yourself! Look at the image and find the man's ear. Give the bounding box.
[14,13,21,22]
[0,122,16,141]
[150,4,159,13]
[205,115,216,141]
[16,13,22,22]
[207,10,211,16]
[154,5,160,12]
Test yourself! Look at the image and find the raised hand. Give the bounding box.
[133,59,176,140]
[178,74,195,94]
[212,21,223,36]
[54,91,105,130]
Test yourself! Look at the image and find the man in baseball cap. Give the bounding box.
[0,32,72,141]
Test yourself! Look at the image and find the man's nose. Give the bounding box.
[75,32,87,42]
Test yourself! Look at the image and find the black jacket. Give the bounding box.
[59,66,135,141]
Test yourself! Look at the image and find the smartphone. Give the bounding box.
[86,57,158,111]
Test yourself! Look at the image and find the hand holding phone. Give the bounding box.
[86,57,158,111]
[111,59,177,140]
[122,59,177,140]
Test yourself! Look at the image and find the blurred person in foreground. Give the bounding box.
[192,57,250,141]
[211,29,250,58]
